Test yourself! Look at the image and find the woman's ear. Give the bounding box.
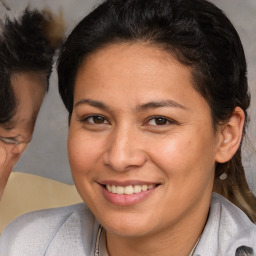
[215,107,245,163]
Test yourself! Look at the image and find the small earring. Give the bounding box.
[219,173,227,180]
[219,162,229,180]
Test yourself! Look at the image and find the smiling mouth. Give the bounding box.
[104,184,157,195]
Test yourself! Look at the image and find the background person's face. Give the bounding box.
[0,72,46,198]
[68,43,222,238]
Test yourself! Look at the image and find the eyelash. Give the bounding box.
[144,116,177,126]
[79,114,176,127]
[79,115,110,125]
[0,137,19,145]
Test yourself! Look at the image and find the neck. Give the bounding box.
[106,209,207,256]
[104,186,213,256]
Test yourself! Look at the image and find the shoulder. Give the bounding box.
[0,203,96,256]
[196,193,256,256]
[211,192,256,231]
[1,203,87,235]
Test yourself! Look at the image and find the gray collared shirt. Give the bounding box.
[0,193,255,256]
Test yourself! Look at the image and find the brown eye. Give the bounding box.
[84,115,109,125]
[154,118,168,125]
[147,117,171,126]
[93,116,105,124]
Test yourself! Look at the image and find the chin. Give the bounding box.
[106,224,150,238]
[100,212,158,238]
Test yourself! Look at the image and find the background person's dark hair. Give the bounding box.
[0,8,63,124]
[57,0,256,221]
[235,245,254,256]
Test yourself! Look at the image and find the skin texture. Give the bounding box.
[0,72,46,198]
[68,43,244,256]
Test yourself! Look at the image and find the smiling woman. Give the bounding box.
[0,0,256,255]
[0,9,63,198]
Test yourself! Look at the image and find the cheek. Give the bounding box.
[0,146,7,172]
[148,135,192,164]
[148,132,215,178]
[0,144,22,177]
[67,130,103,175]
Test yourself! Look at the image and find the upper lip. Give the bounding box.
[99,180,160,186]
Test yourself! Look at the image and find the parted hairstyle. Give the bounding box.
[0,8,64,124]
[57,0,256,221]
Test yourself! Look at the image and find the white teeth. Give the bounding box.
[111,185,117,194]
[141,185,147,191]
[124,185,133,195]
[116,186,125,194]
[106,184,155,194]
[134,185,142,193]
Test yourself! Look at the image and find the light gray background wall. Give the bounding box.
[1,0,256,195]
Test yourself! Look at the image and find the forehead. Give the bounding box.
[74,43,197,104]
[11,72,46,97]
[80,43,180,75]
[0,72,46,131]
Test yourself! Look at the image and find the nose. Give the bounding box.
[103,126,147,172]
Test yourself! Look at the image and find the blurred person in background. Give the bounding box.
[0,8,64,199]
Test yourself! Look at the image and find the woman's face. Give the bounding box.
[69,43,222,238]
[0,72,46,198]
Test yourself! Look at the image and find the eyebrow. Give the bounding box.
[137,100,187,112]
[0,119,16,130]
[74,99,110,111]
[0,109,38,130]
[75,98,187,113]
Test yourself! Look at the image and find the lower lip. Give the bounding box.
[101,186,157,206]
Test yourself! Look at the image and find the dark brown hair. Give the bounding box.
[0,8,64,124]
